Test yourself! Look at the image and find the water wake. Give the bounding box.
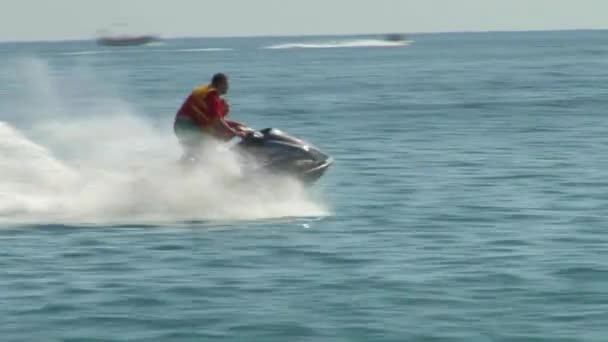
[264,39,411,50]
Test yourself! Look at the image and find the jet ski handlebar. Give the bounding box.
[236,126,263,140]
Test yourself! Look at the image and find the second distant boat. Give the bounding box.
[384,33,407,42]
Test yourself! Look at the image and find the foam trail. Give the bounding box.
[265,39,411,50]
[0,57,329,225]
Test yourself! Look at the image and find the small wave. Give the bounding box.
[60,49,151,56]
[170,48,234,52]
[60,48,233,56]
[145,41,166,47]
[60,50,113,56]
[264,39,411,50]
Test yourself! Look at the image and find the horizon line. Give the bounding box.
[1,27,606,44]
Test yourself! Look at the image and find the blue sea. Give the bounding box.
[1,31,608,341]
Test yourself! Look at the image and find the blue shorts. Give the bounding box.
[174,117,208,157]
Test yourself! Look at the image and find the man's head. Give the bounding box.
[211,73,229,95]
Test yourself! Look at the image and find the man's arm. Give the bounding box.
[222,100,247,131]
[226,120,247,130]
[206,93,244,137]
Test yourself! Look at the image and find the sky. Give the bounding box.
[1,0,607,41]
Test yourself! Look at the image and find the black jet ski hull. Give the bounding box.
[232,128,333,184]
[298,157,333,183]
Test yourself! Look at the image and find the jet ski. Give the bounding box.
[231,127,333,183]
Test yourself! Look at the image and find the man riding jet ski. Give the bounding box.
[173,73,332,183]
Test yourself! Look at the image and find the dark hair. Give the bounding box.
[211,73,228,86]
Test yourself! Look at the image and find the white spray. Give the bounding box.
[0,57,329,225]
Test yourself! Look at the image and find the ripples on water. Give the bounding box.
[1,31,608,341]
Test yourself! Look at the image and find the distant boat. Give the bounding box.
[384,33,406,42]
[97,24,160,46]
[96,34,160,47]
